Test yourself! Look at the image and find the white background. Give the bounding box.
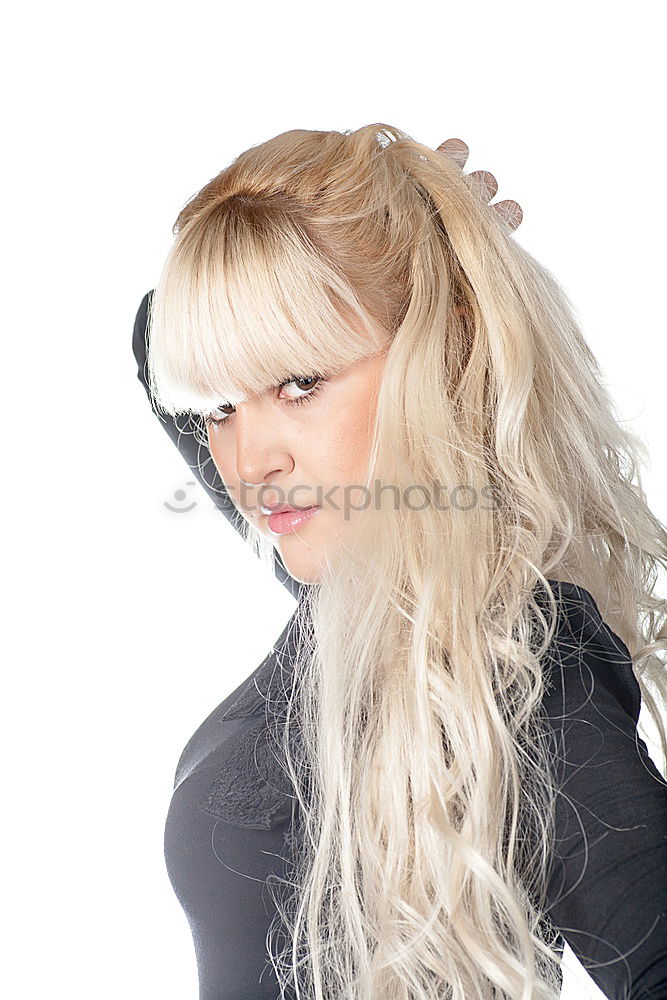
[3,1,665,998]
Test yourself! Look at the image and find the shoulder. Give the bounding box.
[538,583,667,999]
[537,579,642,729]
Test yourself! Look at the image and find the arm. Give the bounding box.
[541,581,667,999]
[132,289,304,602]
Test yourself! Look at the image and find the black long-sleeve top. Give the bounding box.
[133,290,667,999]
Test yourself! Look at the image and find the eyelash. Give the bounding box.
[204,376,326,429]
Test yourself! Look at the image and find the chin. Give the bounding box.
[282,561,323,586]
[276,545,326,586]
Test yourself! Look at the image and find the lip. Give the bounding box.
[266,505,321,536]
[260,502,314,516]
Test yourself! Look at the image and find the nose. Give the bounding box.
[233,402,294,499]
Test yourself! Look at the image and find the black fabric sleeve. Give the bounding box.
[540,581,667,999]
[132,289,304,602]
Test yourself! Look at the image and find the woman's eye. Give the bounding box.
[204,403,235,428]
[204,375,325,429]
[280,375,322,401]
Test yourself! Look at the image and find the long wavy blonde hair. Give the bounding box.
[145,124,667,1000]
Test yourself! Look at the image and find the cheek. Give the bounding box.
[316,393,377,486]
[207,434,236,485]
[204,364,382,493]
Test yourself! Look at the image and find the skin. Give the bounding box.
[206,345,389,584]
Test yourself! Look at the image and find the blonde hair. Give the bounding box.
[146,124,667,999]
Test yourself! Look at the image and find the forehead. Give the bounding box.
[148,227,390,417]
[181,323,388,417]
[202,346,389,414]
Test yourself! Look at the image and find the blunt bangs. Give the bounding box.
[146,201,387,418]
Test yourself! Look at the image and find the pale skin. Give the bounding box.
[205,345,390,585]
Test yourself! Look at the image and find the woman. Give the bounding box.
[132,125,667,1000]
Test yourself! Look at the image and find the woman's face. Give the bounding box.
[205,346,389,584]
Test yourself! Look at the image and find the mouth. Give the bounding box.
[260,503,317,516]
[263,503,322,536]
